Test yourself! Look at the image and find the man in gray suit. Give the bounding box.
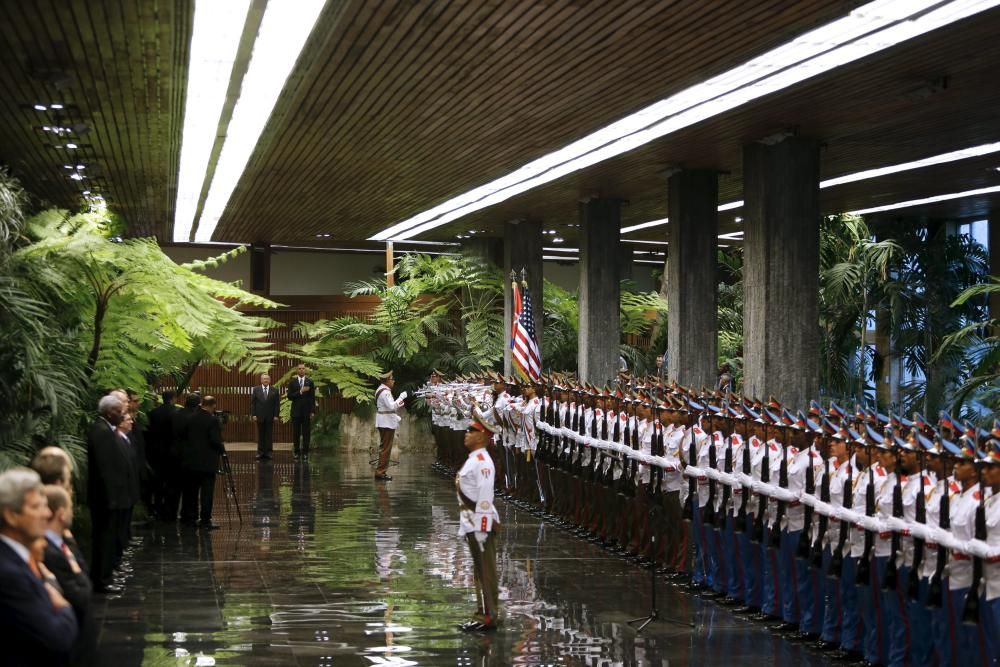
[250,373,280,460]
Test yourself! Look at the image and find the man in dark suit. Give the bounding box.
[181,396,226,529]
[168,394,203,521]
[42,484,97,666]
[287,363,316,459]
[251,373,280,460]
[86,394,132,593]
[0,467,79,666]
[145,390,177,520]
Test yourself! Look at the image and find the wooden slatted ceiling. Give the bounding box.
[216,0,864,243]
[433,6,1000,243]
[0,0,190,238]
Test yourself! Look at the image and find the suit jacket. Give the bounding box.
[0,539,78,666]
[287,375,316,418]
[251,385,280,421]
[182,409,226,473]
[171,407,199,461]
[86,417,132,511]
[118,431,142,504]
[43,537,97,667]
[145,402,177,469]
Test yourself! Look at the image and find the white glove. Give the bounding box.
[474,531,488,548]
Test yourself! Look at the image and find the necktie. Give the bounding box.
[27,557,42,579]
[264,386,268,397]
[61,543,82,574]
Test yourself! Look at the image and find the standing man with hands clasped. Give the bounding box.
[251,373,280,461]
[374,371,407,481]
[287,363,316,460]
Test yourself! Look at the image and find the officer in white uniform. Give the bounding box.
[374,371,407,480]
[456,406,501,632]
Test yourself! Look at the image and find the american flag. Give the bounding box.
[512,281,542,381]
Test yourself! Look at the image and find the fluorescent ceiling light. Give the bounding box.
[847,185,1000,215]
[635,259,664,265]
[543,255,578,261]
[718,231,745,240]
[543,247,579,252]
[374,0,997,241]
[620,141,1000,235]
[622,239,668,245]
[820,141,1000,187]
[620,218,668,234]
[172,0,252,243]
[192,0,328,243]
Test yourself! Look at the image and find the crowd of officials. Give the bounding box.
[0,387,226,666]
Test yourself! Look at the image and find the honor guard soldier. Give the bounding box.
[456,407,502,633]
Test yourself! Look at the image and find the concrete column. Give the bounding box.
[742,138,820,408]
[504,221,543,376]
[578,198,622,385]
[462,237,503,267]
[666,170,719,389]
[990,213,1000,321]
[249,242,271,296]
[619,245,634,283]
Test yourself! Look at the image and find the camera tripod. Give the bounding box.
[627,515,695,633]
[220,450,243,523]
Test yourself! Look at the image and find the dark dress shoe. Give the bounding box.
[787,630,819,642]
[95,583,123,595]
[769,621,799,634]
[717,596,741,606]
[458,621,482,632]
[374,474,393,481]
[812,639,839,652]
[829,649,863,662]
[732,604,759,615]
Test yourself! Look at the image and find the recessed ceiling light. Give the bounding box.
[373,0,996,241]
[82,190,90,195]
[552,237,564,243]
[76,164,85,169]
[65,143,77,149]
[50,103,63,109]
[63,165,72,169]
[69,173,84,181]
[33,104,46,111]
[734,217,743,222]
[191,0,327,243]
[468,230,476,234]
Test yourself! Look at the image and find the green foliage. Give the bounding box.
[291,254,506,401]
[0,173,281,469]
[717,248,744,384]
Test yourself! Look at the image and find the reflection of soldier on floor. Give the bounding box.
[456,408,502,632]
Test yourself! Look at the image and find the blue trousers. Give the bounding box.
[859,555,889,665]
[778,528,802,623]
[933,578,955,667]
[839,555,862,651]
[722,512,742,599]
[797,547,822,635]
[982,594,999,666]
[820,545,842,643]
[739,513,759,607]
[761,525,779,617]
[690,502,714,587]
[908,576,934,667]
[948,586,984,666]
[882,564,911,667]
[708,517,723,594]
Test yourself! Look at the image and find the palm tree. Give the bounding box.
[819,215,902,404]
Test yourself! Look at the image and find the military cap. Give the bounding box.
[979,439,1000,464]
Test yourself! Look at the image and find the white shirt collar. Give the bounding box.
[45,529,64,550]
[0,534,30,564]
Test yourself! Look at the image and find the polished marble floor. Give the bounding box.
[93,447,836,666]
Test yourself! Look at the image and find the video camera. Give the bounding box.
[213,409,231,425]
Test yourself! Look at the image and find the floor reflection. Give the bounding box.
[93,448,833,666]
